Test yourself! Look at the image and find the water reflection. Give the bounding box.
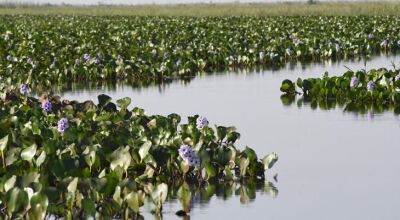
[52,55,379,95]
[141,179,278,219]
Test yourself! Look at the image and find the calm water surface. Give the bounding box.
[61,55,400,219]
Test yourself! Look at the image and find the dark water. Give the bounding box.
[61,55,400,219]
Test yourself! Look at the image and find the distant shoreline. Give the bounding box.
[0,2,400,16]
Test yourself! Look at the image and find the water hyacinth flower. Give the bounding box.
[395,74,400,81]
[178,144,200,167]
[57,118,69,134]
[368,33,374,39]
[293,39,301,46]
[163,53,169,60]
[196,116,209,129]
[380,38,388,47]
[259,51,265,60]
[41,99,52,112]
[75,58,81,65]
[6,55,13,62]
[97,52,103,59]
[84,54,91,62]
[20,84,28,95]
[350,77,359,88]
[367,81,375,91]
[94,59,101,64]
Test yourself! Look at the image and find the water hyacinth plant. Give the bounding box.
[280,67,400,110]
[0,86,278,218]
[1,16,400,86]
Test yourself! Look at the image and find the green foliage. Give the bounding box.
[1,16,400,88]
[280,67,400,112]
[0,88,277,218]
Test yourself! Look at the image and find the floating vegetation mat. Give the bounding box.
[0,84,277,218]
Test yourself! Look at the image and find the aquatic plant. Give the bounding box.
[1,15,400,86]
[280,67,400,108]
[0,86,277,218]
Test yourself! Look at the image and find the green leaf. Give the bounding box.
[6,188,29,215]
[21,144,37,162]
[177,183,191,212]
[110,146,132,171]
[0,135,9,151]
[125,192,140,213]
[139,141,152,161]
[239,157,250,177]
[116,97,131,110]
[262,152,278,170]
[98,94,112,107]
[204,162,216,179]
[4,175,17,192]
[152,183,168,207]
[67,178,79,194]
[35,151,46,167]
[82,198,96,216]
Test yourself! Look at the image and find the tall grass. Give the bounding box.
[0,2,400,16]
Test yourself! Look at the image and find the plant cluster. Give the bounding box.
[280,67,400,110]
[0,84,277,218]
[1,15,400,87]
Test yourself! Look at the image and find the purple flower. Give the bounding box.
[179,144,200,167]
[367,81,375,92]
[57,118,69,134]
[350,77,359,88]
[94,59,101,64]
[6,55,13,62]
[97,52,103,59]
[163,53,169,60]
[196,116,209,129]
[20,84,28,95]
[380,38,388,47]
[395,74,400,81]
[84,54,91,62]
[259,51,265,60]
[75,59,81,65]
[293,39,301,46]
[41,100,52,112]
[368,33,374,39]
